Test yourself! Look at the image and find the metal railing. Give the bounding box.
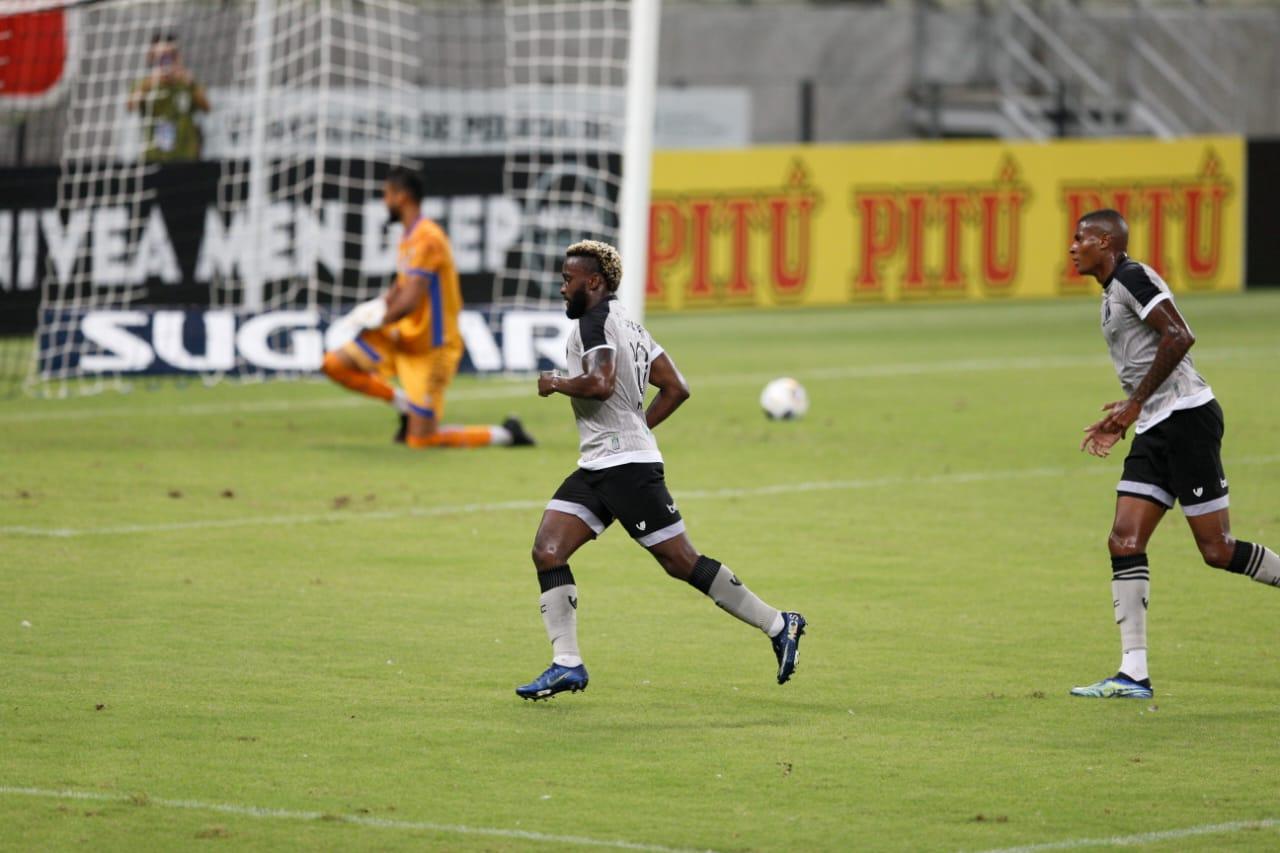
[913,0,1252,140]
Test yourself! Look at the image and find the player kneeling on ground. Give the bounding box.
[322,166,534,450]
[1070,209,1280,699]
[515,240,805,701]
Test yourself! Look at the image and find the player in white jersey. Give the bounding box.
[515,240,806,700]
[1070,209,1280,699]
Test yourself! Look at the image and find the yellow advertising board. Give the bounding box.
[646,136,1243,309]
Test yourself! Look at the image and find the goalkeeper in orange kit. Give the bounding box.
[322,166,534,449]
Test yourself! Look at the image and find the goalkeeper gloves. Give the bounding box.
[345,297,388,330]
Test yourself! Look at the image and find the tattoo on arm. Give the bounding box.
[1131,301,1195,405]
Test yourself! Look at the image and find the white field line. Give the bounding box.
[0,382,533,424]
[972,817,1280,852]
[3,790,1275,853]
[0,786,711,852]
[6,456,1278,540]
[3,346,1275,425]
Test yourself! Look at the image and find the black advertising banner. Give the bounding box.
[0,156,525,335]
[1246,139,1280,288]
[0,165,57,334]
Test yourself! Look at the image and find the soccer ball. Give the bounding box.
[759,377,809,420]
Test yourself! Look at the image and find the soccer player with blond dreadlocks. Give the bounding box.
[515,240,806,700]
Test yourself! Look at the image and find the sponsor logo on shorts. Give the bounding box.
[1193,487,1204,497]
[636,520,647,532]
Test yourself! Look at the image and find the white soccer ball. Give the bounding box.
[759,377,809,420]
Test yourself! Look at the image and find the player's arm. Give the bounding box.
[645,352,690,430]
[538,347,616,401]
[341,260,433,330]
[1099,300,1195,434]
[382,275,428,324]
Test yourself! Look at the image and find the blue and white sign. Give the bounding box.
[39,306,572,377]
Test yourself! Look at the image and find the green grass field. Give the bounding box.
[3,293,1280,852]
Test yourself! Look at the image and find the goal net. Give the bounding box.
[2,0,643,397]
[498,1,629,310]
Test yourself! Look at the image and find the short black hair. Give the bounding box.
[384,166,425,202]
[151,31,179,45]
[1078,208,1129,250]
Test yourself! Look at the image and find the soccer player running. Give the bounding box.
[515,240,805,700]
[322,167,533,449]
[1069,209,1280,699]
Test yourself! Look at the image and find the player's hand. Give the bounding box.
[537,372,559,397]
[1098,398,1141,435]
[1080,423,1124,457]
[346,297,387,330]
[1080,401,1131,457]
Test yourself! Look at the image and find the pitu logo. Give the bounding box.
[647,161,822,304]
[849,156,1030,298]
[1059,149,1233,292]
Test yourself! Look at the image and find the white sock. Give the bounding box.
[1234,542,1280,588]
[391,388,412,414]
[687,556,781,635]
[1112,555,1150,682]
[1120,649,1149,683]
[538,567,581,667]
[488,425,513,446]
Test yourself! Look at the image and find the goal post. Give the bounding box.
[618,0,660,324]
[1,0,660,396]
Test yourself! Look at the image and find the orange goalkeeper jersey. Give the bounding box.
[392,216,463,352]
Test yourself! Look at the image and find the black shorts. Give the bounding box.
[1118,400,1229,517]
[546,462,686,547]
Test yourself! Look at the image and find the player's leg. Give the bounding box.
[646,532,782,634]
[1187,508,1280,586]
[1072,425,1172,698]
[402,346,534,449]
[516,473,611,700]
[1072,495,1165,698]
[410,417,532,448]
[530,509,597,667]
[602,463,806,684]
[646,532,806,685]
[321,334,399,406]
[1107,495,1166,679]
[1173,401,1280,586]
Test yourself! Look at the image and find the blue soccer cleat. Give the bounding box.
[516,663,589,701]
[1069,673,1153,699]
[771,612,806,685]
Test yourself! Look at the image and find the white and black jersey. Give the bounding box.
[565,296,664,470]
[1102,256,1213,434]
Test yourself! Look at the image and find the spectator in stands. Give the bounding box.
[127,32,210,162]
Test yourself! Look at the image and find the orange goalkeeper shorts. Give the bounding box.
[342,329,464,420]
